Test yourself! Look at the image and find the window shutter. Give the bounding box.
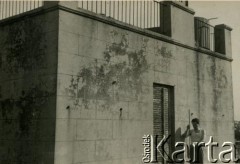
[153,86,164,163]
[153,85,173,163]
[163,88,169,161]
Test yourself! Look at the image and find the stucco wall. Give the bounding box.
[56,9,234,164]
[0,10,58,164]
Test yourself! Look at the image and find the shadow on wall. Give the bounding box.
[0,17,55,164]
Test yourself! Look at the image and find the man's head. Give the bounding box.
[191,118,200,130]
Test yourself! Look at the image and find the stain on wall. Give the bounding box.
[0,84,53,164]
[0,14,57,164]
[207,56,228,112]
[155,46,173,72]
[56,11,234,164]
[65,31,150,108]
[3,18,46,73]
[1,83,52,134]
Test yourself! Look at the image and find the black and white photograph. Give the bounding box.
[0,0,240,163]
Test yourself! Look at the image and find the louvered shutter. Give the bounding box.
[163,88,170,161]
[153,86,164,163]
[153,85,173,164]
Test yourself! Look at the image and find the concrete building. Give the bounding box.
[0,1,234,164]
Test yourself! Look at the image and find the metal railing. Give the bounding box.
[78,1,163,30]
[194,17,215,51]
[0,0,188,31]
[0,1,43,20]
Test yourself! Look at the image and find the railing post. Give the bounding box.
[43,1,58,8]
[160,1,195,46]
[214,24,233,57]
[43,1,78,10]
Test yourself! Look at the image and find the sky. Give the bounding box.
[189,1,240,120]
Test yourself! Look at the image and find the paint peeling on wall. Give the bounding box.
[155,46,173,72]
[156,46,173,58]
[65,32,150,108]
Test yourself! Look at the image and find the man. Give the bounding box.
[182,118,205,164]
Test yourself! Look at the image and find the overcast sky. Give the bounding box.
[189,1,240,120]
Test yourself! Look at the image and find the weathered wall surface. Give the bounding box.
[56,9,234,164]
[0,10,58,164]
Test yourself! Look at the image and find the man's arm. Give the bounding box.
[199,129,205,142]
[182,125,190,138]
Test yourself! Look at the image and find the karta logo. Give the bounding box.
[142,135,238,163]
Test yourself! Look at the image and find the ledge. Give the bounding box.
[58,5,232,62]
[215,24,233,31]
[0,4,232,62]
[195,47,232,61]
[0,8,43,25]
